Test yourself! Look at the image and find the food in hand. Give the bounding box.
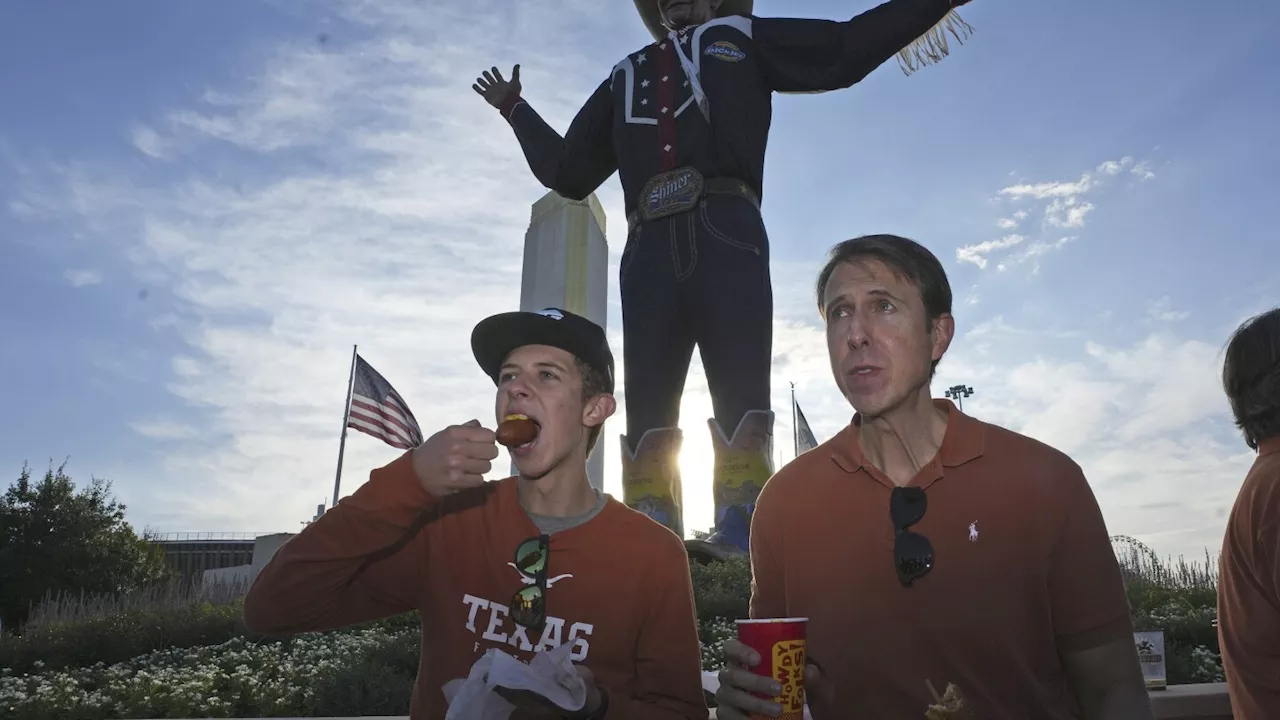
[497,414,539,447]
[925,682,975,720]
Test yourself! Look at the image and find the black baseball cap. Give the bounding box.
[471,308,616,393]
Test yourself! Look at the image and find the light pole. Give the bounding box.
[945,384,975,412]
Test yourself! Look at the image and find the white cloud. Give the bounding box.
[130,125,168,159]
[1096,157,1132,175]
[64,269,103,287]
[931,317,1255,561]
[131,420,199,440]
[956,234,1025,269]
[995,236,1075,274]
[1045,197,1094,228]
[962,156,1153,273]
[1084,334,1226,440]
[994,209,1030,232]
[1096,156,1156,181]
[999,174,1095,200]
[1147,296,1190,323]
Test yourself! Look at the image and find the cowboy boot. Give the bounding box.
[706,410,775,553]
[620,427,685,538]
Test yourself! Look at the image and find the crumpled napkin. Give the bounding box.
[443,642,587,720]
[701,670,813,720]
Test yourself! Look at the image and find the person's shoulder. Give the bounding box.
[760,425,853,497]
[603,497,687,549]
[598,500,699,586]
[973,419,1095,506]
[598,498,695,576]
[1234,449,1280,520]
[1246,447,1280,488]
[979,419,1084,476]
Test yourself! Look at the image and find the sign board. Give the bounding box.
[1134,631,1167,690]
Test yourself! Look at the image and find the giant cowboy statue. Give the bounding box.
[472,0,975,553]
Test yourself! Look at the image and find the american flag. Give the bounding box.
[346,355,424,450]
[794,401,819,456]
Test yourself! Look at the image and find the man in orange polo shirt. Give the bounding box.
[1217,307,1280,719]
[713,235,1152,719]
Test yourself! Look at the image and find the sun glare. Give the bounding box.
[601,358,803,539]
[600,391,728,538]
[675,411,718,536]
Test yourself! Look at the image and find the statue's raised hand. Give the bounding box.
[472,65,521,110]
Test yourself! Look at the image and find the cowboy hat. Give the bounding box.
[633,0,754,43]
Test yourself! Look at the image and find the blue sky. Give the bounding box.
[2,0,1277,561]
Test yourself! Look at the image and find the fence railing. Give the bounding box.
[147,532,266,542]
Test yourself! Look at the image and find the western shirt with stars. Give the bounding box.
[498,0,957,217]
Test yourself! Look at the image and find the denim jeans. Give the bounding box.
[618,192,774,452]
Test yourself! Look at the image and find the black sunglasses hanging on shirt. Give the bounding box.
[891,486,935,587]
[510,534,550,632]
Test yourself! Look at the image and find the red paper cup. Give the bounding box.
[736,617,808,720]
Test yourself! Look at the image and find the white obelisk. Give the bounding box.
[515,191,610,492]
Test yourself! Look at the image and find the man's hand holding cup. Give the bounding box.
[715,639,784,719]
[716,617,815,719]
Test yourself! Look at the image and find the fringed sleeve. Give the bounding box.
[751,0,974,93]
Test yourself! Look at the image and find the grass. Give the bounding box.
[23,576,251,629]
[0,577,257,675]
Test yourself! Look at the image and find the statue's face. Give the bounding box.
[658,0,722,30]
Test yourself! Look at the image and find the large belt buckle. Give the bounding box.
[638,167,705,223]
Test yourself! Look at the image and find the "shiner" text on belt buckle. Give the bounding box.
[638,167,705,223]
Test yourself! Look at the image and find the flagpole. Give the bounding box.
[332,344,358,509]
[790,382,798,460]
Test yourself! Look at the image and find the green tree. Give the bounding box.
[0,461,172,632]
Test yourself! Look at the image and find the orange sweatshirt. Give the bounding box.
[243,452,708,720]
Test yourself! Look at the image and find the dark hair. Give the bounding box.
[1222,307,1280,450]
[575,356,611,454]
[815,234,954,376]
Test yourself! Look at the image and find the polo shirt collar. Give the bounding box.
[830,398,985,475]
[1259,436,1280,456]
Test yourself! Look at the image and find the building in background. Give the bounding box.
[197,533,294,588]
[148,532,258,584]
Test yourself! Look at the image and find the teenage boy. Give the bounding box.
[244,308,708,720]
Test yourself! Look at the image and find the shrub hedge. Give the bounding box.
[0,548,1224,719]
